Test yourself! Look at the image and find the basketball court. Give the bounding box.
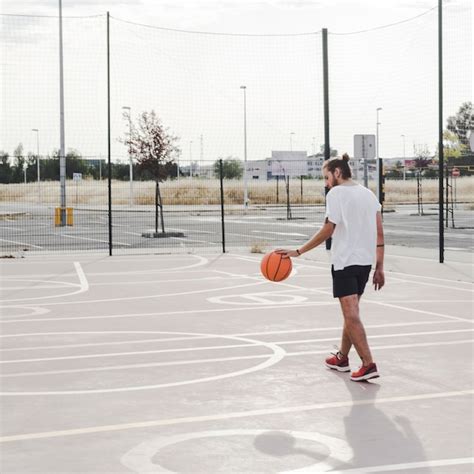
[0,247,472,472]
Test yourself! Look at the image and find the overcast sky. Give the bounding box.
[1,0,472,163]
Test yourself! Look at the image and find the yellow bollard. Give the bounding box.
[54,207,73,226]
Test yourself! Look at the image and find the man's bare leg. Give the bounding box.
[339,322,352,357]
[339,295,361,357]
[338,294,373,365]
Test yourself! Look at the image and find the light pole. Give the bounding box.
[240,85,248,209]
[376,107,382,203]
[311,137,316,156]
[32,128,40,202]
[122,106,133,206]
[401,134,406,181]
[290,132,295,151]
[58,0,66,225]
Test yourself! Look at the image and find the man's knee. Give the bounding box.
[339,294,360,320]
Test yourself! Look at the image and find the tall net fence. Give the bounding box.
[0,4,472,255]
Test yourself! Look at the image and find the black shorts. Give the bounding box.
[331,265,372,298]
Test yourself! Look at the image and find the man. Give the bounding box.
[277,153,385,382]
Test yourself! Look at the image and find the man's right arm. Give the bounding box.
[373,211,385,290]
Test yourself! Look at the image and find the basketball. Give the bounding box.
[260,251,292,282]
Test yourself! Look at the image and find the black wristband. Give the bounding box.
[377,244,385,247]
[296,249,301,255]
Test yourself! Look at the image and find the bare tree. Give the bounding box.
[122,110,179,234]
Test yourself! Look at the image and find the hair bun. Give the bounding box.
[342,153,350,162]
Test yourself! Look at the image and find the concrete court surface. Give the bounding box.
[0,246,473,473]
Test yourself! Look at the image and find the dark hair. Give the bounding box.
[323,153,352,179]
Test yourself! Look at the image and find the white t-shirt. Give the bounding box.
[325,183,381,271]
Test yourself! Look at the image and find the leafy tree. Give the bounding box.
[0,151,11,183]
[447,102,473,149]
[319,145,338,157]
[122,110,179,234]
[413,145,432,170]
[12,143,25,183]
[442,130,465,160]
[213,157,243,179]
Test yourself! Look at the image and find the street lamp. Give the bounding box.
[240,85,248,209]
[32,128,40,202]
[122,106,133,207]
[290,132,295,151]
[376,107,382,203]
[401,134,406,181]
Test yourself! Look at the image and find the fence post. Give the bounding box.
[219,159,226,253]
[276,175,279,204]
[445,164,449,227]
[286,176,292,220]
[107,11,112,256]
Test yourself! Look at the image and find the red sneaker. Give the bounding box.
[325,351,350,372]
[351,362,379,381]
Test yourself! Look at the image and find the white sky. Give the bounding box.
[1,0,472,163]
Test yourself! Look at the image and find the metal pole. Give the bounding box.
[219,159,226,253]
[189,140,193,178]
[376,107,382,204]
[59,0,66,225]
[438,0,444,263]
[107,12,112,256]
[290,132,294,151]
[401,134,406,181]
[322,28,331,250]
[240,85,248,209]
[122,106,133,207]
[32,129,40,202]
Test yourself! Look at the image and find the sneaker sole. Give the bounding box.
[350,371,379,382]
[326,363,351,372]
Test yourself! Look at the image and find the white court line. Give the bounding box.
[215,267,474,324]
[0,332,286,395]
[0,254,210,276]
[2,328,472,365]
[170,237,219,245]
[0,318,464,345]
[1,388,472,442]
[0,280,79,291]
[231,253,474,277]
[388,275,473,292]
[0,279,268,307]
[0,262,89,303]
[0,301,336,324]
[331,457,474,473]
[251,230,308,236]
[365,300,473,323]
[60,234,131,246]
[0,238,43,249]
[0,334,210,352]
[3,339,473,378]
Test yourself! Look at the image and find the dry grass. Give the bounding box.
[1,177,472,206]
[250,241,270,254]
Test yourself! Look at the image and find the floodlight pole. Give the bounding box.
[32,128,40,202]
[240,85,248,209]
[58,0,66,225]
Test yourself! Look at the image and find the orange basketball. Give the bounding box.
[260,251,292,282]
